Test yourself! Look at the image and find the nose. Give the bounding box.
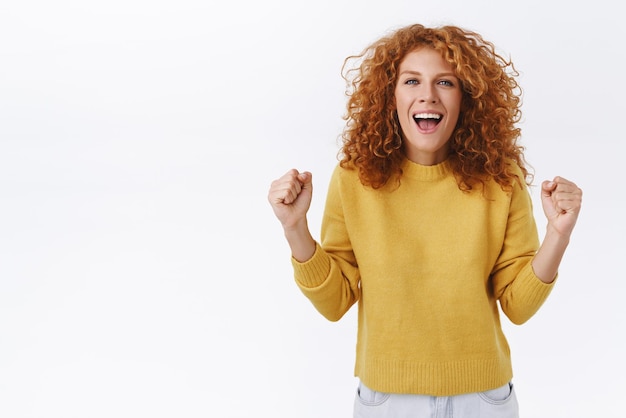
[419,84,438,103]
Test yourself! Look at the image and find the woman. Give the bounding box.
[268,23,582,417]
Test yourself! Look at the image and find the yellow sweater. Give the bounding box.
[292,158,555,396]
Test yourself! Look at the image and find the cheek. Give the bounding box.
[394,96,412,117]
[394,87,410,108]
[449,104,461,122]
[448,97,462,122]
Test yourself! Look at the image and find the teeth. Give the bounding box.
[413,113,441,120]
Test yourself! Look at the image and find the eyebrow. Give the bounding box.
[398,70,458,78]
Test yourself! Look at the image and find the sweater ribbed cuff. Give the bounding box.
[291,242,331,288]
[504,262,557,324]
[520,263,557,305]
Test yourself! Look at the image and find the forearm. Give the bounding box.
[532,176,582,283]
[283,218,316,262]
[531,228,571,284]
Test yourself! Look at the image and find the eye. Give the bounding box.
[404,78,419,85]
[438,79,454,87]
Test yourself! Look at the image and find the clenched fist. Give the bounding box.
[540,176,583,238]
[268,169,313,230]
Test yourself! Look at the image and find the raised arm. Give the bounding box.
[268,169,317,262]
[532,176,583,283]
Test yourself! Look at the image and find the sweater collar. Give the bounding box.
[401,157,452,181]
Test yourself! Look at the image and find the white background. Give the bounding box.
[1,0,624,417]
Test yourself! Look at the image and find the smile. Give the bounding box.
[413,113,442,131]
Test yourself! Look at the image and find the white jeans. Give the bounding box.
[354,381,519,418]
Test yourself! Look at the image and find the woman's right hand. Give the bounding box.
[268,169,313,230]
[268,169,316,262]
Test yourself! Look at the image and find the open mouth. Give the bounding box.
[413,113,442,131]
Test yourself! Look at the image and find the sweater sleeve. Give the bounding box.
[291,165,360,322]
[492,179,556,325]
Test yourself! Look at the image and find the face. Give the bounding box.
[394,48,462,165]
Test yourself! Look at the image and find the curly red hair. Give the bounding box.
[339,24,532,191]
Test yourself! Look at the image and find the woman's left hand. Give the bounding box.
[540,176,583,238]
